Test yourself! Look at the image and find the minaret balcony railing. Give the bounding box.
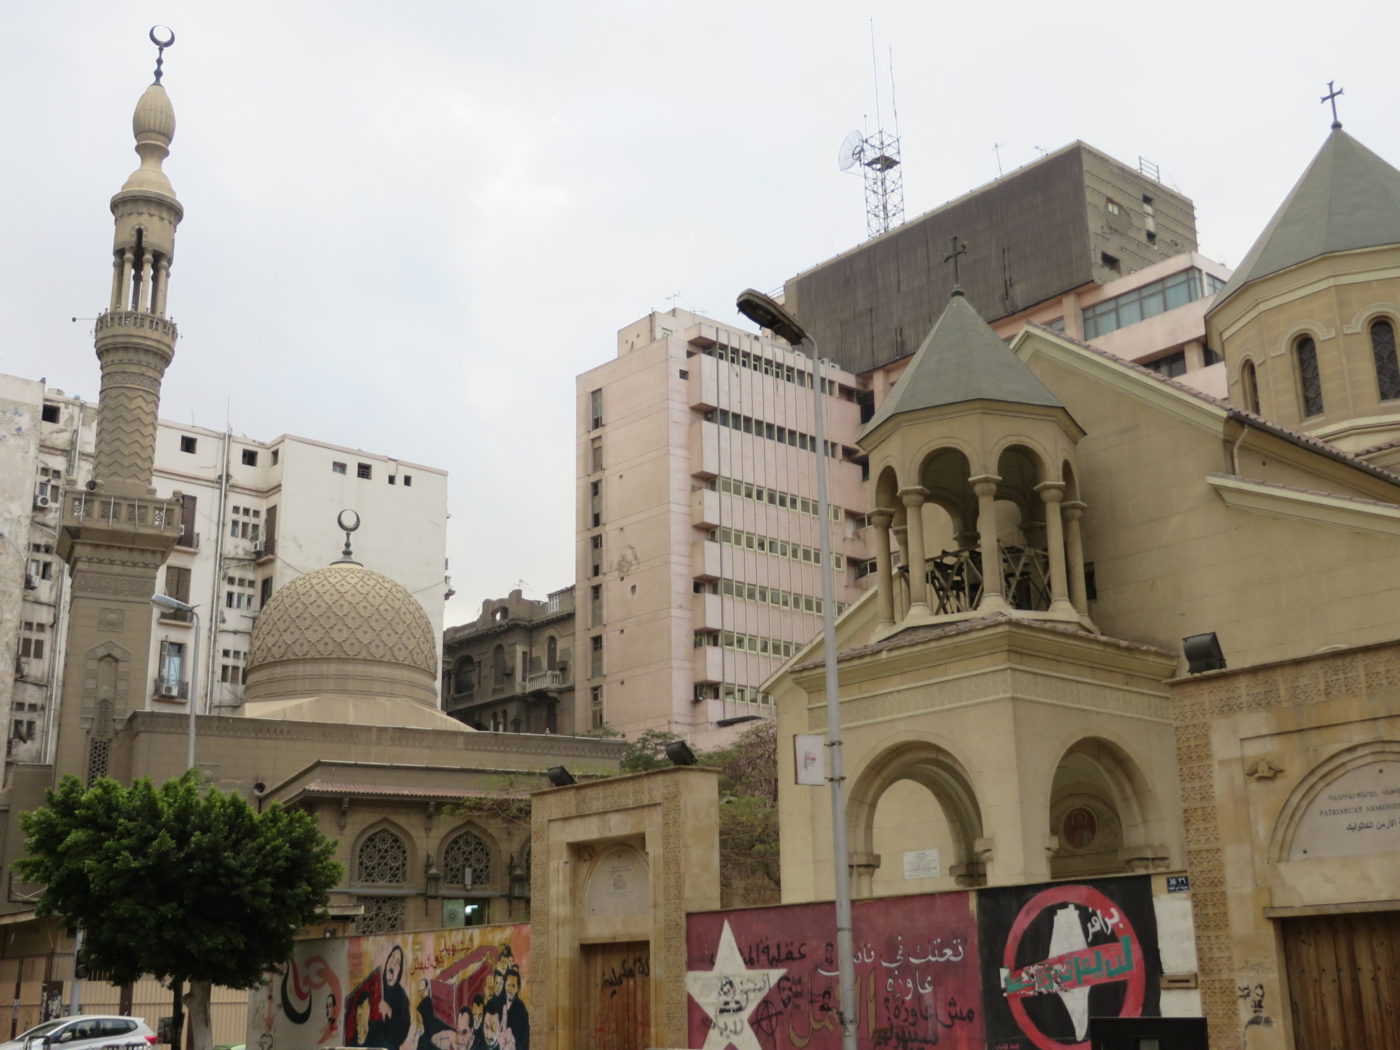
[65,492,183,536]
[902,544,1052,615]
[95,310,179,339]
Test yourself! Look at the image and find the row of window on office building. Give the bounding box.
[704,475,845,521]
[694,576,844,617]
[692,629,799,659]
[691,341,843,396]
[692,682,775,706]
[705,526,846,569]
[702,409,840,458]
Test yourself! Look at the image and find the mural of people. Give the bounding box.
[255,926,530,1050]
[495,968,528,1050]
[365,945,411,1050]
[415,978,452,1050]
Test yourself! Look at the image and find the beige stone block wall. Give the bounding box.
[530,766,719,1050]
[1021,336,1400,672]
[776,620,1181,903]
[1172,640,1400,1050]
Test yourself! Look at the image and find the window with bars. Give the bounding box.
[442,829,491,888]
[358,896,406,937]
[1296,336,1324,417]
[356,827,409,884]
[1372,319,1400,401]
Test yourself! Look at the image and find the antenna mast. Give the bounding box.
[852,27,904,238]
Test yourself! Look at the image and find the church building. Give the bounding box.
[770,108,1400,1049]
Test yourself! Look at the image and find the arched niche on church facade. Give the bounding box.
[1046,736,1166,879]
[847,738,985,897]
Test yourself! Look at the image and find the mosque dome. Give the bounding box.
[245,562,439,706]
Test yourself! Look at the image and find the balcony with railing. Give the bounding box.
[63,491,183,548]
[524,668,569,692]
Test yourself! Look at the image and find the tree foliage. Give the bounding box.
[618,723,780,906]
[18,771,341,990]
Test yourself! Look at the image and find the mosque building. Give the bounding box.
[0,32,621,1042]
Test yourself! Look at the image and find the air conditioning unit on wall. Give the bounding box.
[158,683,180,699]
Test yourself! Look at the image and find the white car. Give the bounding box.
[0,1016,155,1050]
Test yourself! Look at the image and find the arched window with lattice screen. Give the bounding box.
[357,827,408,885]
[442,828,492,889]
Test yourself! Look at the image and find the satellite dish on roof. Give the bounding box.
[837,130,864,172]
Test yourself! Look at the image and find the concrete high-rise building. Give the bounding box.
[575,310,867,746]
[0,381,449,767]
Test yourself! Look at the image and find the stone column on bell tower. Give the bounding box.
[53,29,186,779]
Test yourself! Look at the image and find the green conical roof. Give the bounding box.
[1214,128,1400,306]
[859,292,1062,443]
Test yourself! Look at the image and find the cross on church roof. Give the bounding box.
[944,236,968,296]
[1321,80,1344,130]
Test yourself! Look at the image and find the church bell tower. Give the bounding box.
[53,29,186,779]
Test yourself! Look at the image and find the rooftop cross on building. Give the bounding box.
[1321,80,1344,130]
[943,236,968,295]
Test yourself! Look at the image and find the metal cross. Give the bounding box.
[1321,81,1344,130]
[944,236,968,287]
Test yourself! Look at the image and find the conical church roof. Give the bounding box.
[860,292,1062,442]
[1213,128,1400,306]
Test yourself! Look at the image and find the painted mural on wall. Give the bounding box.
[976,877,1161,1050]
[251,923,530,1050]
[686,877,1167,1050]
[686,893,984,1050]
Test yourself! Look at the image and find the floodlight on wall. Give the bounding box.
[664,740,698,767]
[1183,632,1227,674]
[545,766,576,787]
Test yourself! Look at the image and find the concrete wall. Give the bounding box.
[783,143,1196,376]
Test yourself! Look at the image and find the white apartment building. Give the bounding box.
[575,309,870,747]
[1,374,449,763]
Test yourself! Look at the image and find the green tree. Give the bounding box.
[18,771,341,1050]
[619,723,780,905]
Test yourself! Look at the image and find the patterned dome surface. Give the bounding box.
[249,563,436,674]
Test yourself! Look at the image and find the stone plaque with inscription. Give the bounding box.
[1289,760,1400,860]
[583,842,649,916]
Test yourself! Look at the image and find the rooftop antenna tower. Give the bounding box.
[837,27,905,239]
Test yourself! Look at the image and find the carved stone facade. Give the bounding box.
[530,766,720,1050]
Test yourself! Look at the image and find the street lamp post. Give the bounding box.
[149,593,200,769]
[736,289,857,1050]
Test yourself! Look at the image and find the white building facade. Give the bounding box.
[575,309,870,747]
[1,376,448,765]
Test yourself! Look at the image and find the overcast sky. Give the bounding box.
[6,1,1400,625]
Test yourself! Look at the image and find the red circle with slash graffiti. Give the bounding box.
[1001,885,1146,1050]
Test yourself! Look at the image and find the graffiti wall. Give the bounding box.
[976,877,1161,1050]
[686,876,1167,1050]
[251,923,531,1050]
[687,892,984,1049]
